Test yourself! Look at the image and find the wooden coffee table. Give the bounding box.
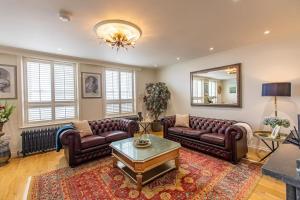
[110,135,181,190]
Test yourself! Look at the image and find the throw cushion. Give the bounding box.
[175,114,189,127]
[72,120,93,138]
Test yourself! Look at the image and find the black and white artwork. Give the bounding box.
[81,72,102,98]
[0,65,17,99]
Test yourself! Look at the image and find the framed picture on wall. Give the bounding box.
[0,64,17,99]
[229,86,237,94]
[81,72,102,98]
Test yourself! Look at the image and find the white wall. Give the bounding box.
[158,38,300,149]
[222,79,237,104]
[0,50,157,157]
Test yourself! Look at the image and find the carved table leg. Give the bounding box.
[136,173,143,191]
[112,156,117,168]
[175,157,179,169]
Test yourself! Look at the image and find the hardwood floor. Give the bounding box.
[0,132,285,200]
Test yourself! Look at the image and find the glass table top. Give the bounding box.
[110,134,181,161]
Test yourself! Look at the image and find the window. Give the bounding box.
[192,78,203,103]
[23,58,78,124]
[105,69,135,116]
[208,80,217,103]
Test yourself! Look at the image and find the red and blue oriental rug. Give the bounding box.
[28,148,261,200]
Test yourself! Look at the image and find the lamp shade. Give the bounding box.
[262,82,291,96]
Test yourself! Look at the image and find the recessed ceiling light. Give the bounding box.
[176,57,180,61]
[264,30,271,35]
[209,47,214,51]
[58,10,72,22]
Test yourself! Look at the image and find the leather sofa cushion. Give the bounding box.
[168,127,208,139]
[81,135,106,149]
[168,127,190,133]
[200,133,225,146]
[101,131,128,142]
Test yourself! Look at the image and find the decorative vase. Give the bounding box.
[0,140,11,166]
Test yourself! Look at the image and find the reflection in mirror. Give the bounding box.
[191,63,241,107]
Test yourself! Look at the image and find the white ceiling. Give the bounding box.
[0,0,299,68]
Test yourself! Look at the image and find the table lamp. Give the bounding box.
[262,82,291,117]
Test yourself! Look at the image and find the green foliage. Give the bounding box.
[143,82,171,120]
[263,117,290,128]
[0,101,15,124]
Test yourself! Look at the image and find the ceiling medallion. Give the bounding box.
[94,19,142,51]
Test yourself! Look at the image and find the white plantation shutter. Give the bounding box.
[120,71,133,100]
[54,63,75,101]
[53,63,76,120]
[24,58,78,124]
[27,61,52,103]
[192,78,203,103]
[208,80,217,103]
[105,69,135,116]
[105,70,119,100]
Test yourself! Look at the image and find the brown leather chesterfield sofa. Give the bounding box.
[60,118,137,167]
[161,116,248,163]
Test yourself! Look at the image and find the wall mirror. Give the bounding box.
[190,63,241,107]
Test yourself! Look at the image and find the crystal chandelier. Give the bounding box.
[225,67,237,74]
[94,20,142,50]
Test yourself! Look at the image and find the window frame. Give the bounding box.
[208,79,218,103]
[104,68,136,117]
[22,57,79,126]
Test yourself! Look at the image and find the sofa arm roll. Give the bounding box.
[60,130,81,146]
[225,125,247,141]
[119,119,137,137]
[161,116,176,128]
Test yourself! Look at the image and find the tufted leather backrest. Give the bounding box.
[189,116,236,134]
[88,119,121,135]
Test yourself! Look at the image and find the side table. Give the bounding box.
[137,120,152,135]
[254,131,287,162]
[0,140,11,166]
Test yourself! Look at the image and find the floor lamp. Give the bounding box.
[262,82,291,117]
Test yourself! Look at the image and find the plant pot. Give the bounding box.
[0,141,11,166]
[151,120,162,132]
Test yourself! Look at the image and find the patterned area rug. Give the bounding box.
[28,148,261,200]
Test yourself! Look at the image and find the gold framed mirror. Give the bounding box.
[190,63,242,107]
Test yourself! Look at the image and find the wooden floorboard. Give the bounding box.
[0,132,285,200]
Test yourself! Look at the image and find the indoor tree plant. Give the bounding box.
[143,82,171,132]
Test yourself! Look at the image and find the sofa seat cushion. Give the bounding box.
[168,127,190,134]
[200,133,225,146]
[81,135,106,149]
[102,131,128,142]
[169,127,208,139]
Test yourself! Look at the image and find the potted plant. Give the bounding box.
[0,102,15,137]
[263,116,290,138]
[143,82,171,132]
[263,117,290,129]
